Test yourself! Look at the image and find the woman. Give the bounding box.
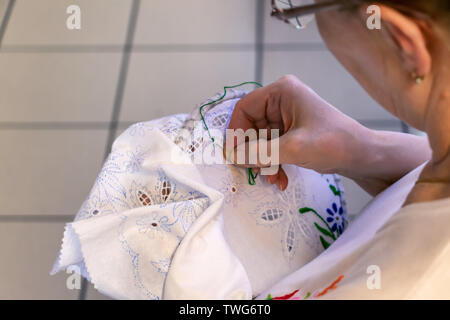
[228,0,450,299]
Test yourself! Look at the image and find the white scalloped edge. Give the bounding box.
[49,223,105,297]
[49,223,72,276]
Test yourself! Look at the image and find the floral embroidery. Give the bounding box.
[118,215,160,300]
[156,172,175,203]
[117,186,208,299]
[126,182,153,207]
[123,147,150,173]
[158,114,187,138]
[77,195,113,220]
[327,174,347,216]
[90,150,127,208]
[315,275,344,298]
[127,121,155,137]
[75,157,210,299]
[172,192,209,232]
[136,212,174,239]
[66,88,350,300]
[326,202,346,235]
[250,176,321,260]
[299,183,348,250]
[266,275,344,300]
[300,207,337,250]
[218,169,246,207]
[271,289,299,300]
[151,258,171,274]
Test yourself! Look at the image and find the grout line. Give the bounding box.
[78,0,141,301]
[0,44,125,53]
[263,42,326,51]
[0,0,14,46]
[0,121,112,130]
[254,0,265,83]
[0,215,73,223]
[102,0,140,159]
[133,43,254,52]
[0,121,137,130]
[0,42,326,53]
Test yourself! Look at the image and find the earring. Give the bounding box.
[411,72,425,84]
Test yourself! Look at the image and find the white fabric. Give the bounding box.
[257,163,450,299]
[51,89,348,299]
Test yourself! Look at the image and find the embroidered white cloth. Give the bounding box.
[257,163,450,300]
[51,89,348,299]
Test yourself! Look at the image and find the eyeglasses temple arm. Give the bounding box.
[271,0,346,19]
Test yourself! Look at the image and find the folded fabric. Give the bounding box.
[51,88,348,299]
[257,163,450,300]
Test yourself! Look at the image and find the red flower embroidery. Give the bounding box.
[315,275,344,298]
[267,274,344,300]
[272,289,299,300]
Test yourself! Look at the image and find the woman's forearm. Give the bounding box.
[340,127,432,196]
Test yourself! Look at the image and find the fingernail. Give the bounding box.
[277,181,282,190]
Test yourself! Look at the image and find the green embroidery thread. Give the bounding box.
[299,207,337,250]
[319,236,331,250]
[248,168,258,185]
[329,179,346,216]
[198,81,263,186]
[199,81,263,143]
[329,184,341,196]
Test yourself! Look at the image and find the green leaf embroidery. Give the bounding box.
[304,292,311,299]
[299,207,316,214]
[300,207,336,241]
[314,222,335,239]
[320,236,330,250]
[266,294,272,300]
[329,184,341,196]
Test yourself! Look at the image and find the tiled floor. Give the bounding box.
[0,0,407,299]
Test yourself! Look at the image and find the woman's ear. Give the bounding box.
[368,4,432,77]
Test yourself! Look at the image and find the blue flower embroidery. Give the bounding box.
[127,122,154,137]
[136,212,173,238]
[326,202,346,235]
[124,147,149,173]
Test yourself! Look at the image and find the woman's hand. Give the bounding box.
[227,75,431,194]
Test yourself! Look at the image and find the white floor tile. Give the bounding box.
[0,1,9,22]
[134,0,257,45]
[0,221,78,299]
[0,52,121,122]
[85,283,112,300]
[119,51,255,122]
[0,129,108,216]
[2,0,132,46]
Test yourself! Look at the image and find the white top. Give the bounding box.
[257,163,450,300]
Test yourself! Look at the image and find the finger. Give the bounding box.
[224,133,296,167]
[276,166,289,191]
[228,86,267,132]
[265,166,289,190]
[228,83,284,134]
[266,174,277,184]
